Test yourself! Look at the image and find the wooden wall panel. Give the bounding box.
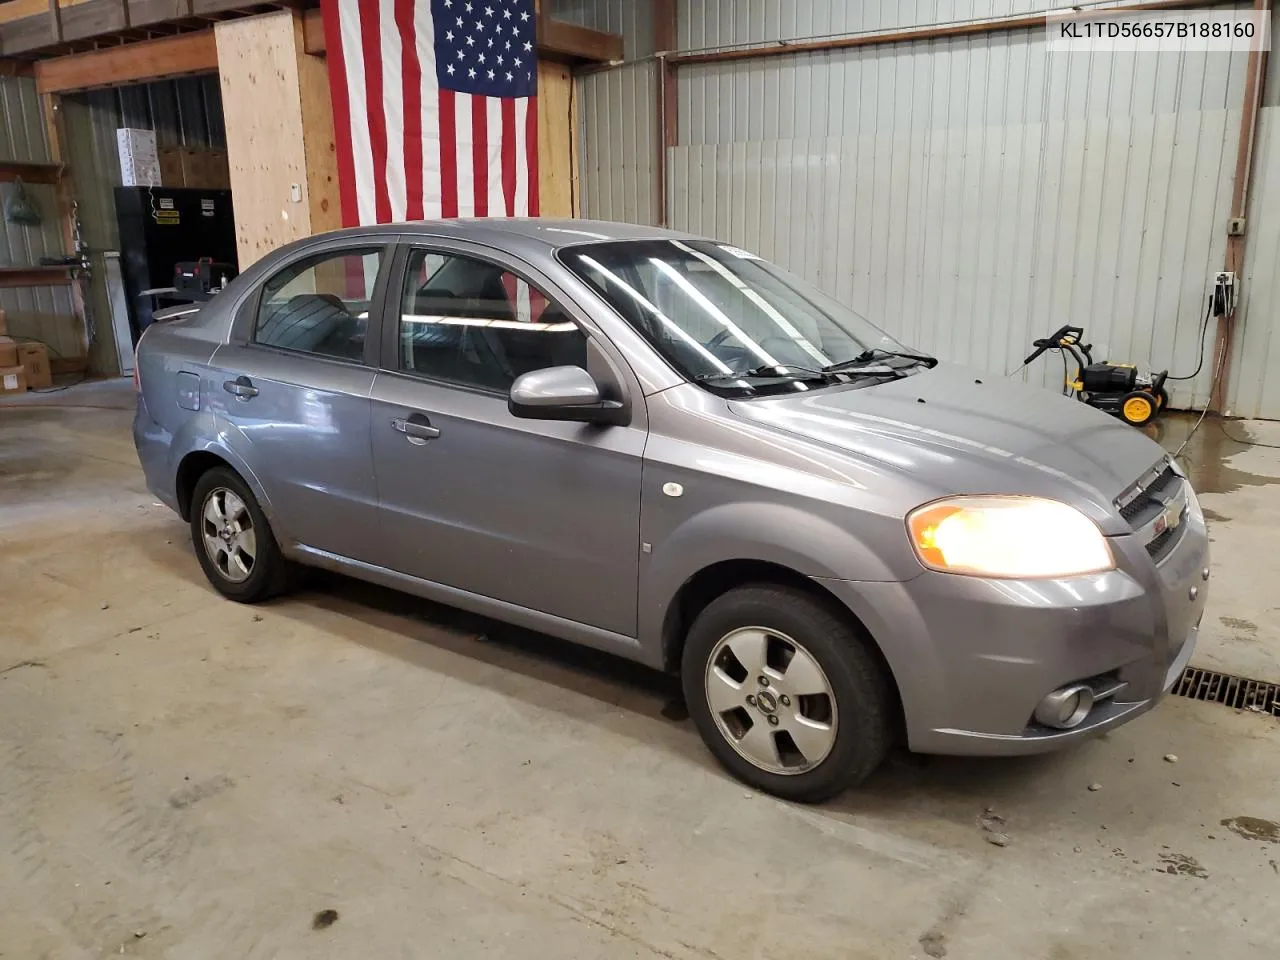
[537,60,576,218]
[216,10,336,266]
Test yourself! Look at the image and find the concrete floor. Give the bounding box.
[3,380,1280,959]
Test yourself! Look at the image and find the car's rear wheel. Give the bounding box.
[681,584,892,803]
[190,466,293,603]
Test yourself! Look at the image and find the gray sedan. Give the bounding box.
[133,219,1209,801]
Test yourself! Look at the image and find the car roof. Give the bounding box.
[309,218,702,253]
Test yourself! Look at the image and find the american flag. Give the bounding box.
[321,0,539,226]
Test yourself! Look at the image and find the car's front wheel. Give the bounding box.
[189,466,293,603]
[682,585,893,803]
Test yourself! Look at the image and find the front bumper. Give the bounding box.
[818,497,1210,756]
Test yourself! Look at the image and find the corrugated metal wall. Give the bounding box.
[555,0,661,225]
[62,75,225,375]
[0,76,79,360]
[579,61,662,225]
[578,0,1280,416]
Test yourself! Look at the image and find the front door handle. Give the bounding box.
[223,376,258,400]
[391,415,441,445]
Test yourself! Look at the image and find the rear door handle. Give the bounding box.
[223,376,258,400]
[392,414,441,445]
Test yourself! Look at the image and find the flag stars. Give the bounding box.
[468,67,476,78]
[484,5,493,15]
[475,19,484,31]
[445,29,454,41]
[457,48,465,59]
[456,16,463,27]
[464,1,472,11]
[487,37,494,47]
[504,39,511,50]
[505,71,513,81]
[502,6,511,17]
[522,40,531,51]
[446,63,456,74]
[465,35,475,45]
[519,10,529,21]
[496,54,504,64]
[513,56,521,67]
[487,69,495,79]
[478,52,486,62]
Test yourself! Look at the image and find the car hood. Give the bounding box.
[727,363,1167,529]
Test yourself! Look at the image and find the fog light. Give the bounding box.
[1034,684,1095,729]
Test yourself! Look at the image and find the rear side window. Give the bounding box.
[254,248,382,362]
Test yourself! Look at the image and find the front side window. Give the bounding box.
[562,239,916,396]
[397,248,587,392]
[254,248,382,362]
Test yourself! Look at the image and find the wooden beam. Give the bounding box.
[0,0,49,26]
[0,161,64,184]
[33,28,216,92]
[0,265,74,288]
[300,6,622,63]
[0,58,37,76]
[653,0,676,227]
[537,16,623,64]
[301,3,321,53]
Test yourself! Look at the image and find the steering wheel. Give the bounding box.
[707,328,735,352]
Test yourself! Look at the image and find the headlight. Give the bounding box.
[907,496,1114,578]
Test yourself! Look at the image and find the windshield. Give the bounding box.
[561,239,915,396]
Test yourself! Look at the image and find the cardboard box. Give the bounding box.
[0,336,17,369]
[206,151,231,189]
[158,147,185,187]
[117,128,161,187]
[179,148,206,187]
[18,342,50,390]
[0,365,26,396]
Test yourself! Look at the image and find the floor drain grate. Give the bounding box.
[1173,667,1280,717]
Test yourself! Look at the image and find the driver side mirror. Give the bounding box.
[508,366,627,425]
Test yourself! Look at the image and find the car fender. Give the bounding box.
[639,501,915,651]
[169,411,280,535]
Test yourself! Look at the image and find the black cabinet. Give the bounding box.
[114,187,238,341]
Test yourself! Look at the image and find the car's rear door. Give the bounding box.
[367,239,646,638]
[209,236,393,562]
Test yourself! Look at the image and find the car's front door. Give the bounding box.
[368,242,645,637]
[211,240,391,563]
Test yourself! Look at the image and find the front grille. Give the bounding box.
[1144,516,1187,563]
[1118,464,1178,525]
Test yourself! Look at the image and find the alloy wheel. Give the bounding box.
[200,487,257,584]
[704,626,838,774]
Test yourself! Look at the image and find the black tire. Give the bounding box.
[1154,385,1170,411]
[189,466,294,603]
[681,584,893,803]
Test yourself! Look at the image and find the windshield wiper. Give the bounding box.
[692,363,833,384]
[822,348,937,374]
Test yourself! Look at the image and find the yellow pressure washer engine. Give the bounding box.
[1024,325,1169,427]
